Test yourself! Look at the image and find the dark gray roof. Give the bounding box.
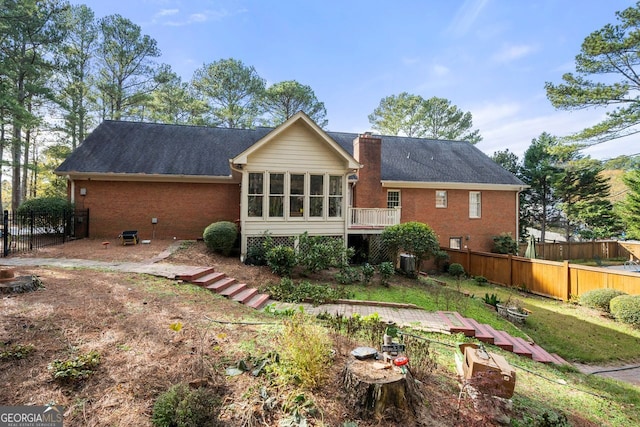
[56,120,524,186]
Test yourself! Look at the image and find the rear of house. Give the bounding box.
[55,112,525,260]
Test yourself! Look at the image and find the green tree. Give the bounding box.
[520,133,563,243]
[54,3,98,150]
[191,58,265,128]
[491,149,520,175]
[260,80,327,127]
[145,65,207,125]
[95,14,161,120]
[368,93,482,143]
[381,221,439,274]
[545,2,640,145]
[618,168,640,239]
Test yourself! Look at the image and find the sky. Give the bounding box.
[73,0,640,161]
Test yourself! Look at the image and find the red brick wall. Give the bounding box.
[72,180,240,240]
[397,188,517,252]
[353,135,385,208]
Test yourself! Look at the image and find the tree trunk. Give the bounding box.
[341,358,426,422]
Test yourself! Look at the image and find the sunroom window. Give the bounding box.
[329,175,343,217]
[290,174,305,217]
[269,173,284,217]
[310,175,324,217]
[248,173,263,217]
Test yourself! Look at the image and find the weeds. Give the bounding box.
[0,343,35,360]
[48,351,101,383]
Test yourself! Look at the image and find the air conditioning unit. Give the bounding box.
[399,253,416,274]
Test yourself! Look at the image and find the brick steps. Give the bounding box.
[438,311,565,365]
[180,267,270,310]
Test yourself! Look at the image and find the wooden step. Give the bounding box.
[205,277,237,293]
[176,267,216,281]
[191,271,225,286]
[219,282,246,298]
[514,339,557,364]
[549,353,571,366]
[483,325,513,351]
[246,294,271,310]
[437,311,476,337]
[464,318,495,344]
[497,333,533,358]
[232,287,258,304]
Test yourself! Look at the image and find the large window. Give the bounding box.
[329,175,343,217]
[387,190,400,208]
[469,191,481,218]
[310,175,324,217]
[290,174,305,217]
[436,190,447,208]
[449,237,462,249]
[269,173,284,217]
[248,173,263,217]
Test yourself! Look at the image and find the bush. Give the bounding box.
[378,262,395,286]
[244,233,274,266]
[474,276,488,285]
[381,221,439,273]
[16,197,74,233]
[610,295,640,327]
[263,278,352,305]
[492,232,518,254]
[266,245,297,277]
[296,233,353,273]
[335,266,362,284]
[203,221,238,256]
[48,351,100,383]
[0,343,34,360]
[361,263,375,284]
[579,288,627,313]
[448,263,465,279]
[277,312,333,388]
[152,383,221,427]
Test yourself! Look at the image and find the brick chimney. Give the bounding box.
[353,133,385,208]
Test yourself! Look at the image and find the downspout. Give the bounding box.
[229,160,246,261]
[516,186,525,244]
[68,176,75,205]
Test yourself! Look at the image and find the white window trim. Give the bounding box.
[436,190,447,208]
[387,189,401,209]
[469,191,481,218]
[449,237,462,249]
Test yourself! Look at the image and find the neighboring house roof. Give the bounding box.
[55,119,524,187]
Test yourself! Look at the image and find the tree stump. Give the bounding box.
[342,358,425,421]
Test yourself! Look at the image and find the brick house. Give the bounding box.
[55,112,525,260]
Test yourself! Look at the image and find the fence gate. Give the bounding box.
[2,209,89,257]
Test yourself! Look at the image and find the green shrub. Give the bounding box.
[48,351,101,383]
[381,221,439,273]
[474,276,488,285]
[203,221,238,256]
[266,245,297,277]
[491,232,518,254]
[0,343,34,360]
[482,293,500,307]
[277,312,332,388]
[152,383,221,427]
[610,294,640,327]
[448,263,465,279]
[244,233,274,266]
[361,263,375,284]
[378,262,395,286]
[335,266,361,284]
[16,197,74,233]
[263,278,351,305]
[579,288,627,313]
[296,233,353,273]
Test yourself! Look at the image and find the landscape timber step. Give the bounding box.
[437,311,476,337]
[245,294,271,310]
[205,277,237,293]
[191,272,226,287]
[549,353,571,366]
[176,267,216,282]
[463,318,495,344]
[483,325,513,351]
[218,282,246,298]
[495,331,533,358]
[512,338,557,364]
[232,288,259,304]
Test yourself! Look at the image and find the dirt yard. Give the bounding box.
[0,239,498,426]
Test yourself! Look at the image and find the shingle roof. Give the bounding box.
[56,120,524,186]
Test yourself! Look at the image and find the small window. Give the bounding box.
[387,190,400,208]
[449,237,462,249]
[436,190,447,208]
[289,174,305,217]
[248,173,263,217]
[269,173,284,217]
[310,174,324,217]
[469,191,481,218]
[329,175,343,217]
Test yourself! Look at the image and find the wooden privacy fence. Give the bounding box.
[444,248,640,301]
[517,240,640,261]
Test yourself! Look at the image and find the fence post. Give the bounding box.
[465,248,471,275]
[508,254,513,287]
[564,260,571,300]
[3,211,8,257]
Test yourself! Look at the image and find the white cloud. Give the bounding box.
[431,64,450,77]
[492,44,537,63]
[156,9,178,17]
[155,8,247,26]
[446,0,489,38]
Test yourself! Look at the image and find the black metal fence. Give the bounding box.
[2,209,89,257]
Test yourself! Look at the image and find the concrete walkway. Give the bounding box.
[2,253,639,387]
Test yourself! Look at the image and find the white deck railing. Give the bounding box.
[348,208,400,228]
